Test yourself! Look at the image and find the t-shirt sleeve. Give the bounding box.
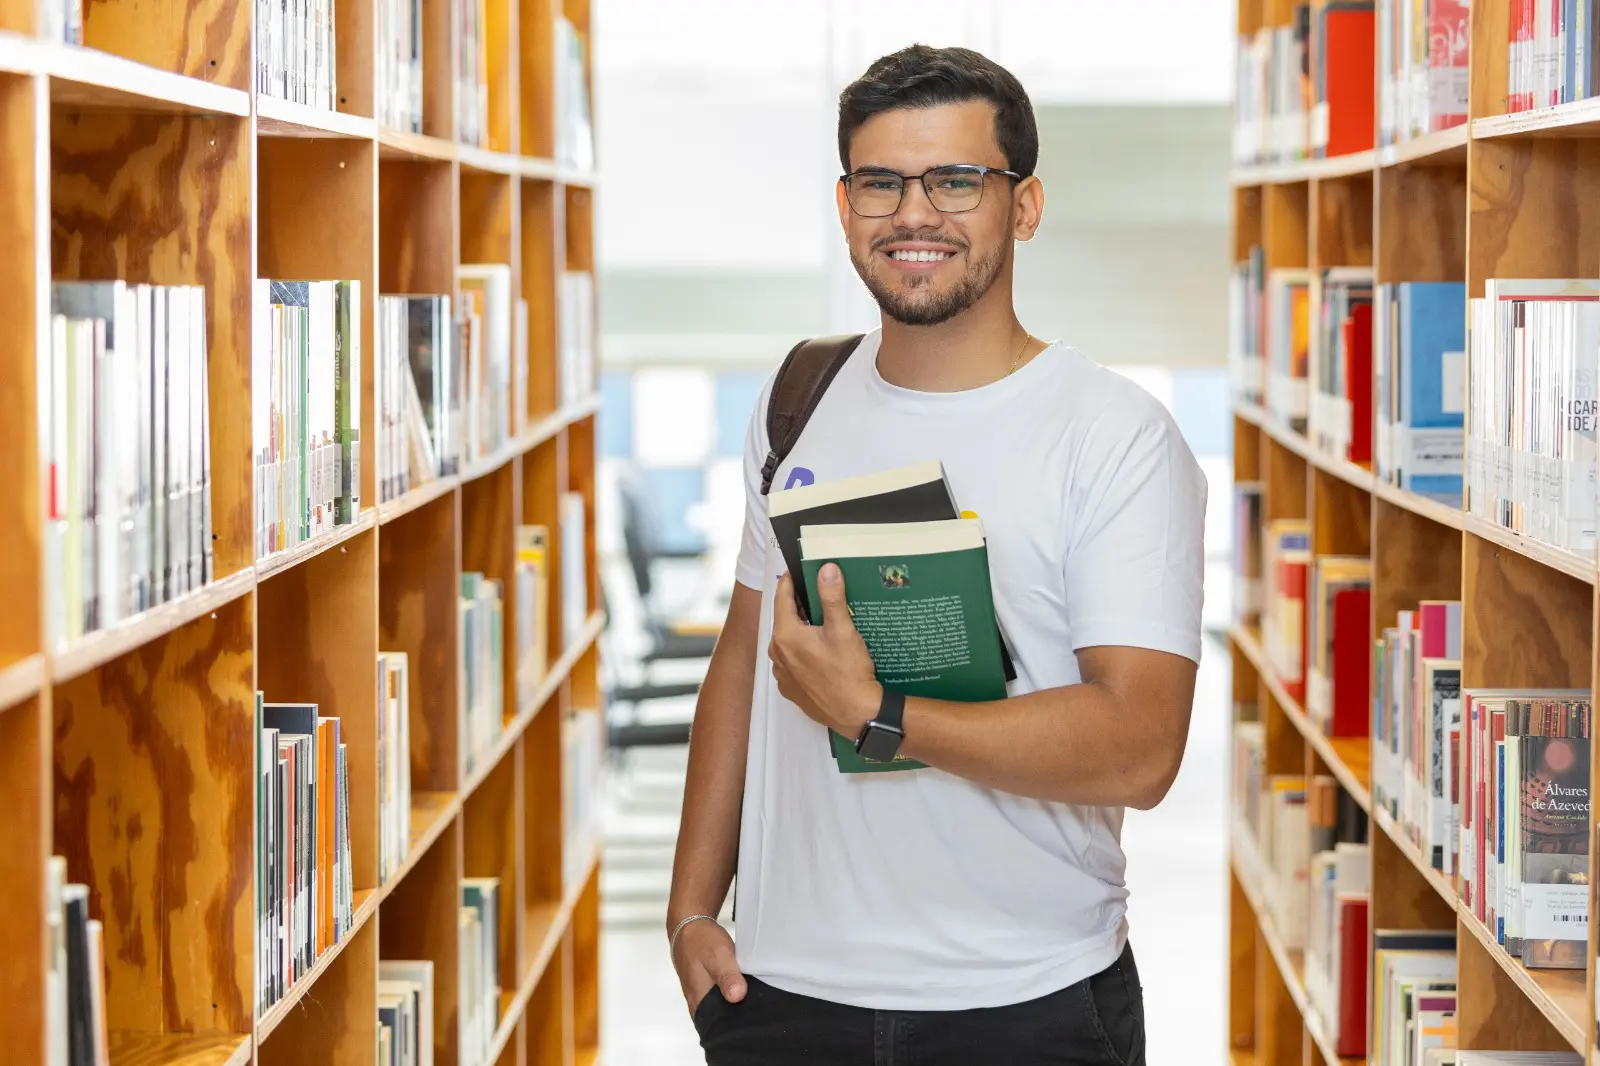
[733,373,778,592]
[1063,412,1207,663]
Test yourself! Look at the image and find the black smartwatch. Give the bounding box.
[855,687,906,762]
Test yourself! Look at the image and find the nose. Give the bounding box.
[891,176,944,232]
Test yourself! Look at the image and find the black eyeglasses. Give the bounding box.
[840,164,1022,217]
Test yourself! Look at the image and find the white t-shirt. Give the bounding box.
[730,329,1208,1011]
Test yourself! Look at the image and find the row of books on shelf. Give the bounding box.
[456,0,491,147]
[460,570,506,778]
[1465,279,1599,557]
[559,270,598,409]
[256,696,357,1013]
[1231,260,1469,505]
[1232,1,1378,166]
[562,707,604,898]
[555,17,596,171]
[377,0,423,132]
[378,959,434,1066]
[45,858,108,1066]
[46,281,214,649]
[1504,0,1600,112]
[1379,0,1469,147]
[253,280,362,561]
[255,0,337,108]
[379,650,414,882]
[460,877,501,1066]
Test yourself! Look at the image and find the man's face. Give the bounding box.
[838,100,1022,328]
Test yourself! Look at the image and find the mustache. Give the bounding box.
[870,232,967,253]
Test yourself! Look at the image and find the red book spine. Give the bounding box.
[1344,302,1373,463]
[1328,587,1372,737]
[1418,602,1449,657]
[1324,8,1377,155]
[1335,896,1370,1057]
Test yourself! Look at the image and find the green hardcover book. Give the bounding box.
[800,518,1008,773]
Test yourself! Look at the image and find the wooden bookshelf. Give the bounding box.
[0,0,607,1061]
[1226,3,1600,1061]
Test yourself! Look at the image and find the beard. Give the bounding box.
[852,234,1008,327]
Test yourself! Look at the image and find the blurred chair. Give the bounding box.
[619,475,721,663]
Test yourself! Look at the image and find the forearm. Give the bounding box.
[667,583,761,931]
[898,678,1188,809]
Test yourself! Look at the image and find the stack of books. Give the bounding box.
[1460,689,1591,969]
[458,264,517,462]
[456,0,490,147]
[377,293,466,501]
[555,17,595,170]
[1466,279,1599,556]
[378,650,413,883]
[1304,555,1371,736]
[1262,519,1312,704]
[1378,0,1469,146]
[1265,268,1313,435]
[253,279,362,561]
[45,858,109,1066]
[256,697,355,1013]
[1373,929,1457,1064]
[515,525,551,711]
[1376,282,1466,506]
[1232,7,1311,166]
[1229,245,1266,406]
[1504,2,1600,112]
[46,281,214,647]
[1304,781,1369,1059]
[379,960,434,1066]
[1309,268,1374,464]
[562,708,604,893]
[1372,601,1463,870]
[459,571,505,778]
[1232,719,1267,846]
[558,271,596,407]
[377,0,423,132]
[1232,482,1265,626]
[256,0,337,108]
[559,493,588,649]
[1308,0,1376,160]
[459,879,501,1066]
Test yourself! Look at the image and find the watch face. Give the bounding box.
[856,725,903,763]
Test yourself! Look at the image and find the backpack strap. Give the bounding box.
[759,333,866,495]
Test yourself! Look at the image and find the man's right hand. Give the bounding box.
[672,918,748,1016]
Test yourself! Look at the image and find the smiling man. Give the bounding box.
[666,44,1207,1066]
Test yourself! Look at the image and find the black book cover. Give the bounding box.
[64,887,92,1066]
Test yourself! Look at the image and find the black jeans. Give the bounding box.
[693,940,1146,1066]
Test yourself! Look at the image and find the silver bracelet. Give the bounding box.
[669,913,720,959]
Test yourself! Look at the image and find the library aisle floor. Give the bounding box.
[595,595,1235,1064]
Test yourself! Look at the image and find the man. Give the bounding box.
[667,42,1206,1065]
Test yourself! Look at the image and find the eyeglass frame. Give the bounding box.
[838,163,1025,217]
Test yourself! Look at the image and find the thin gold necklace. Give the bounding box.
[1007,331,1033,376]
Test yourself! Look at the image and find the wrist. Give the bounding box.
[841,680,883,737]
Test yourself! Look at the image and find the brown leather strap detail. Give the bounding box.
[759,333,865,495]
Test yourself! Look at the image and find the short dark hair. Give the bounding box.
[837,44,1039,178]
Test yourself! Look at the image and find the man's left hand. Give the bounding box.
[770,565,881,738]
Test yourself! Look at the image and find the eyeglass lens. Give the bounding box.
[846,166,988,217]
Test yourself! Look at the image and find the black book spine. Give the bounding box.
[64,893,92,1066]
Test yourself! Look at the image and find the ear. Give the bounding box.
[836,178,852,233]
[1012,176,1044,242]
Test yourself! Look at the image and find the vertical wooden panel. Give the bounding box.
[1311,175,1373,270]
[52,596,256,1035]
[462,171,517,267]
[1263,182,1309,271]
[1376,164,1468,284]
[380,494,463,792]
[1461,533,1593,690]
[381,819,464,1066]
[522,439,561,665]
[1264,439,1308,523]
[464,750,519,995]
[81,0,250,88]
[564,418,595,616]
[464,462,517,731]
[562,187,593,272]
[518,0,555,159]
[523,931,567,1066]
[1370,827,1454,930]
[336,0,376,116]
[423,0,454,140]
[1310,470,1369,558]
[1255,931,1302,1066]
[1234,185,1263,261]
[259,914,379,1066]
[1228,870,1257,1055]
[486,0,515,152]
[1467,139,1600,300]
[0,74,42,667]
[52,111,255,579]
[1371,501,1462,633]
[522,694,563,913]
[258,527,382,891]
[379,160,458,296]
[1455,921,1572,1050]
[0,696,47,1064]
[569,868,598,1056]
[520,180,559,420]
[1469,0,1511,119]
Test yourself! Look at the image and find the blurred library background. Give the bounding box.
[588,3,1239,1063]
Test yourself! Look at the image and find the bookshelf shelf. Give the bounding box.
[1229,149,1376,187]
[1471,97,1600,140]
[1376,124,1470,166]
[0,0,607,1060]
[256,889,379,1042]
[1458,908,1587,1051]
[1370,478,1465,531]
[48,568,257,684]
[107,1031,253,1066]
[254,95,375,138]
[1231,835,1310,1014]
[1461,515,1598,584]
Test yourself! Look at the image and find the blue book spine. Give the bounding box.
[1398,282,1467,502]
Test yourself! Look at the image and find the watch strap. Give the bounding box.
[874,686,906,731]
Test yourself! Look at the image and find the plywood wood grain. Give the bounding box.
[462,171,516,268]
[1263,182,1309,272]
[379,493,462,791]
[1228,871,1257,1055]
[380,819,463,1066]
[334,0,374,116]
[1467,139,1600,300]
[463,463,516,733]
[52,595,255,1035]
[108,1030,250,1066]
[562,187,592,273]
[0,696,46,1063]
[379,159,457,296]
[1456,914,1579,1051]
[1469,0,1510,120]
[520,181,559,421]
[523,936,567,1066]
[1311,175,1373,270]
[486,0,514,153]
[52,111,254,577]
[563,419,595,616]
[1461,532,1593,689]
[1372,498,1462,632]
[522,703,563,913]
[1233,186,1262,262]
[568,868,598,1052]
[1264,437,1308,524]
[1376,164,1467,284]
[1311,468,1369,558]
[518,0,554,159]
[464,749,519,993]
[258,912,378,1066]
[81,0,250,89]
[522,439,561,665]
[258,526,381,891]
[1371,821,1454,931]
